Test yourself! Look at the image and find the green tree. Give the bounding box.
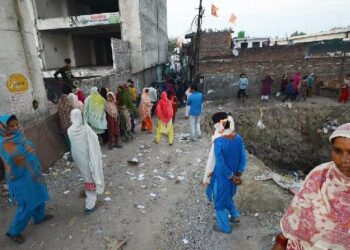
[291,31,307,37]
[168,38,178,53]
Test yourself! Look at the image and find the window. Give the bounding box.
[241,42,248,49]
[252,42,260,48]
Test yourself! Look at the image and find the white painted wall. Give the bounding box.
[0,0,48,120]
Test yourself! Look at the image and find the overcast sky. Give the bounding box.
[167,0,350,39]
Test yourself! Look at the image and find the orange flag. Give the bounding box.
[229,13,237,24]
[211,4,219,17]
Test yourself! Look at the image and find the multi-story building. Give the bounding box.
[0,0,168,169]
[34,0,168,87]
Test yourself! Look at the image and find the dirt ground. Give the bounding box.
[0,107,294,250]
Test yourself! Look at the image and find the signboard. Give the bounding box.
[6,74,29,93]
[69,13,119,28]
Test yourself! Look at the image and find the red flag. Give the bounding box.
[229,13,237,24]
[211,4,219,17]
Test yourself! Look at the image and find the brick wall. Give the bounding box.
[198,43,350,99]
[200,31,232,59]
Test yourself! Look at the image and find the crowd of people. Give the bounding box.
[0,74,205,244]
[1,63,350,249]
[237,72,318,102]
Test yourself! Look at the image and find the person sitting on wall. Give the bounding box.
[54,58,75,95]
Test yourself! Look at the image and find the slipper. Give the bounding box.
[85,207,97,214]
[6,233,25,244]
[230,216,240,223]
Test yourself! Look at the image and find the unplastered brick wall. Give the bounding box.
[200,31,232,59]
[199,56,350,99]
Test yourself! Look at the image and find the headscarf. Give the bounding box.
[99,87,108,100]
[138,88,152,120]
[57,94,74,134]
[105,92,118,120]
[293,72,301,90]
[0,115,48,209]
[129,86,138,102]
[67,93,83,111]
[0,115,43,182]
[76,89,85,103]
[280,123,350,249]
[156,92,173,124]
[117,85,136,112]
[83,87,107,134]
[68,109,104,194]
[203,112,235,185]
[329,123,350,142]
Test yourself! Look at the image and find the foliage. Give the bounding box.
[168,37,178,52]
[290,31,307,37]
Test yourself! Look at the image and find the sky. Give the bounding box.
[167,0,350,39]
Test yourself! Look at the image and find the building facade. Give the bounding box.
[0,0,168,120]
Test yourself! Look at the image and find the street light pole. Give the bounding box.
[193,0,203,83]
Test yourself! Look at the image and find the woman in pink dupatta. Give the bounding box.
[273,123,350,250]
[138,88,153,133]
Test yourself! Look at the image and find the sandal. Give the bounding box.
[6,233,25,244]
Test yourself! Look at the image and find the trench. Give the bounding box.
[203,99,350,173]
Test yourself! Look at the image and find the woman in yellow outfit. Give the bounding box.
[155,92,174,145]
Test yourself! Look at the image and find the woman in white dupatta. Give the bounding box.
[68,109,105,214]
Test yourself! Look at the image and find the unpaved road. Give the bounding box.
[0,108,292,250]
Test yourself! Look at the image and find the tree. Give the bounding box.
[290,31,307,37]
[168,38,178,53]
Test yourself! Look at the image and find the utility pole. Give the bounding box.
[193,0,203,83]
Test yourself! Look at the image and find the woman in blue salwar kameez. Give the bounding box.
[0,114,53,244]
[206,112,247,234]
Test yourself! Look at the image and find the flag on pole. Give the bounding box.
[211,4,219,17]
[229,13,237,24]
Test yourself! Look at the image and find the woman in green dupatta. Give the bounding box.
[83,87,107,135]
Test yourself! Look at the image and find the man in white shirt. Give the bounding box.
[148,82,159,117]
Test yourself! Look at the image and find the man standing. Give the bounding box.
[187,85,203,141]
[148,82,159,117]
[54,58,75,95]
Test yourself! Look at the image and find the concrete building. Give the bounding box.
[0,0,168,169]
[0,0,48,122]
[33,0,168,88]
[276,27,350,45]
[233,37,271,49]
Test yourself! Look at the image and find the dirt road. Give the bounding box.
[0,108,292,250]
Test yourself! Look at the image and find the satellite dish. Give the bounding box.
[232,49,239,56]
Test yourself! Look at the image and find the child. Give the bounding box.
[105,92,123,150]
[68,109,105,214]
[339,74,350,103]
[298,76,308,101]
[138,88,153,133]
[237,73,249,100]
[282,79,295,103]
